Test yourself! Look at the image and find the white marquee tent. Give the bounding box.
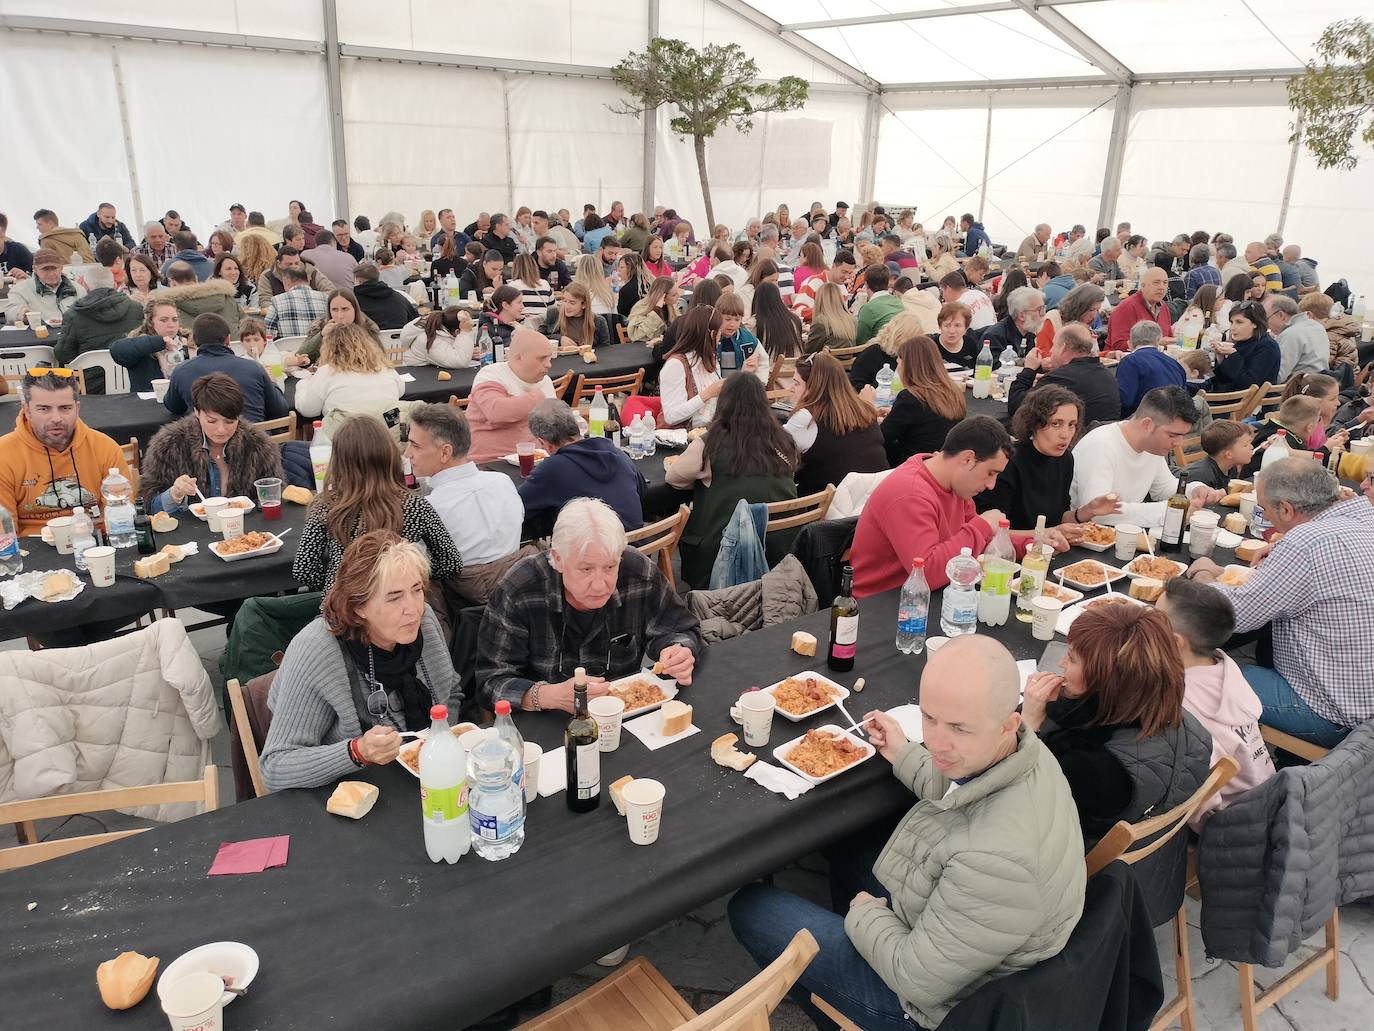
[2,0,1370,288]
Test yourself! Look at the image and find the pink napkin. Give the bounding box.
[208,835,290,876]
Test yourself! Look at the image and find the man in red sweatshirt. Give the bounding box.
[851,416,1069,597]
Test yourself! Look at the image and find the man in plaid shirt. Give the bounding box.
[1187,458,1374,747]
[476,498,701,713]
[265,265,327,339]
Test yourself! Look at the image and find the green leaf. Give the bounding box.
[1288,17,1374,170]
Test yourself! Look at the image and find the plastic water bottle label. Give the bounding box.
[974,365,991,381]
[470,805,524,841]
[421,783,466,824]
[107,507,134,536]
[897,615,926,636]
[0,533,17,560]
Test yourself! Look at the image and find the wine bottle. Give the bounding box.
[827,563,859,673]
[1161,474,1188,552]
[565,666,600,813]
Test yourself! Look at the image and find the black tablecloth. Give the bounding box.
[0,503,307,642]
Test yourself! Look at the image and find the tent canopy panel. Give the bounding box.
[659,0,856,86]
[1282,148,1374,295]
[0,0,324,40]
[874,99,992,229]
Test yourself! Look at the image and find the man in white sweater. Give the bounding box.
[1070,386,1223,528]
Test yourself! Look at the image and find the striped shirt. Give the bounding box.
[511,278,554,326]
[1250,257,1282,293]
[1215,498,1374,727]
[774,261,796,303]
[792,272,830,321]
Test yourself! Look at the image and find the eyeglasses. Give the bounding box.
[28,366,74,377]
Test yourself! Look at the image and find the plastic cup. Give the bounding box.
[256,477,283,521]
[623,778,665,846]
[730,692,775,747]
[150,378,171,402]
[25,311,43,331]
[48,516,75,555]
[1189,511,1220,558]
[516,440,536,478]
[925,636,950,654]
[85,545,116,588]
[201,497,229,532]
[1237,493,1257,522]
[219,508,245,540]
[1114,523,1141,562]
[1031,596,1063,641]
[522,742,542,803]
[588,695,625,752]
[160,972,226,1031]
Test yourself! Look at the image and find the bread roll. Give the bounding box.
[791,631,817,657]
[660,700,692,737]
[132,553,171,579]
[160,544,184,564]
[326,781,379,820]
[609,775,634,816]
[711,733,756,772]
[436,371,452,381]
[282,485,314,506]
[1222,512,1248,534]
[1128,576,1163,602]
[96,951,158,1010]
[41,571,76,600]
[1235,540,1267,564]
[1220,493,1242,508]
[149,512,178,532]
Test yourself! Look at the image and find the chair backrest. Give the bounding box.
[273,334,307,354]
[382,329,407,366]
[9,367,88,396]
[1172,433,1205,471]
[766,355,798,390]
[826,343,867,370]
[571,369,645,407]
[677,929,818,1031]
[765,485,835,535]
[1199,385,1258,421]
[253,411,298,441]
[550,369,575,400]
[1086,756,1238,877]
[67,349,129,394]
[120,436,141,491]
[0,345,57,380]
[1250,381,1285,418]
[447,393,470,410]
[0,766,219,870]
[626,505,689,588]
[227,676,270,799]
[615,321,630,345]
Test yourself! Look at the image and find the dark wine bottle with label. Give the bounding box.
[1161,474,1188,552]
[133,497,156,555]
[565,666,600,812]
[827,563,859,673]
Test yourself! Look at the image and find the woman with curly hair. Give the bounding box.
[293,322,404,435]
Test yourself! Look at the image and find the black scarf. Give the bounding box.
[345,633,432,732]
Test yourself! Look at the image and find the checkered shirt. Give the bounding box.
[265,286,328,339]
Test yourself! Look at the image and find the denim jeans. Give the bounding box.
[1242,664,1350,749]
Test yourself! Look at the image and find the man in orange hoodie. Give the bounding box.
[0,369,130,535]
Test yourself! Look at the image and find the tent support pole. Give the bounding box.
[322,0,349,217]
[978,96,993,222]
[1097,83,1132,232]
[501,74,515,213]
[1277,112,1303,236]
[109,45,145,232]
[859,91,880,207]
[642,0,659,217]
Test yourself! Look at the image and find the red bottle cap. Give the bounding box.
[495,700,512,716]
[999,519,1010,527]
[912,557,924,567]
[430,704,448,720]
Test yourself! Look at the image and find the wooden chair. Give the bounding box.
[1248,381,1286,419]
[120,436,141,492]
[1236,913,1340,1031]
[765,485,835,537]
[811,995,863,1030]
[516,929,817,1031]
[615,322,630,345]
[253,411,298,441]
[1172,433,1205,471]
[571,369,645,408]
[227,678,267,799]
[1085,757,1239,1031]
[551,369,575,400]
[447,393,470,411]
[1198,385,1258,421]
[0,765,219,871]
[1258,724,1331,765]
[626,506,689,588]
[826,343,867,371]
[766,355,797,390]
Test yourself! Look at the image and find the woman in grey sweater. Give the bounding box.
[262,531,463,791]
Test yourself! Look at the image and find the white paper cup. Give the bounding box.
[588,695,625,752]
[1031,596,1063,641]
[201,497,229,532]
[25,311,43,331]
[1350,438,1374,457]
[48,516,75,555]
[1114,523,1141,562]
[85,545,116,587]
[219,508,245,540]
[925,636,949,654]
[151,377,171,402]
[161,972,226,1031]
[1237,493,1257,522]
[729,692,775,747]
[623,778,665,846]
[522,741,542,803]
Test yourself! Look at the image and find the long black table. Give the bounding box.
[0,343,656,448]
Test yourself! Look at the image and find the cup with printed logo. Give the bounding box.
[588,695,625,752]
[48,516,75,555]
[85,545,116,588]
[1113,523,1140,562]
[729,691,775,747]
[160,972,225,1031]
[201,497,229,532]
[1031,596,1063,641]
[623,778,665,846]
[219,508,245,541]
[151,378,171,403]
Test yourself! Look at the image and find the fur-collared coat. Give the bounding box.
[148,278,242,336]
[139,414,283,509]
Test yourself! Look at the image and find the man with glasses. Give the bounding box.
[0,368,131,535]
[977,286,1046,359]
[476,498,701,716]
[1069,386,1223,530]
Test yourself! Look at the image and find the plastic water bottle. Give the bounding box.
[101,467,137,549]
[309,421,332,493]
[626,414,645,459]
[493,700,526,799]
[589,387,608,438]
[940,548,981,636]
[895,558,930,654]
[479,327,494,367]
[444,271,461,307]
[641,414,656,457]
[468,731,526,862]
[978,520,1017,627]
[420,704,469,864]
[996,344,1018,389]
[875,363,895,409]
[70,506,96,571]
[1252,429,1292,537]
[973,341,993,399]
[1353,294,1367,321]
[0,505,22,576]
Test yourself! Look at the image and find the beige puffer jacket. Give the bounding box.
[684,555,818,643]
[0,618,221,820]
[845,727,1086,1028]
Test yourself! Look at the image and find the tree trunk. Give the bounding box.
[692,134,715,233]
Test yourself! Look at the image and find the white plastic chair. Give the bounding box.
[68,349,129,395]
[0,344,57,380]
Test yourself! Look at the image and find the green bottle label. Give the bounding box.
[421,783,467,824]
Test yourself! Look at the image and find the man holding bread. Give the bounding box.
[729,636,1085,1030]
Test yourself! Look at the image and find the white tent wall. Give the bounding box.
[0,0,323,39]
[1283,152,1374,298]
[874,96,990,227]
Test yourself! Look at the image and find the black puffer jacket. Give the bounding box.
[353,279,419,330]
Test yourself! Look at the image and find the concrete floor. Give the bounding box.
[5,615,1372,1030]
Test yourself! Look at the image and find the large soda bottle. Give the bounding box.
[309,421,332,493]
[101,466,137,549]
[70,506,97,571]
[895,558,930,655]
[1252,429,1292,537]
[259,339,285,387]
[588,387,609,438]
[419,704,469,864]
[0,505,22,576]
[468,730,526,861]
[972,341,993,399]
[940,547,981,636]
[492,700,526,799]
[978,520,1016,627]
[1016,517,1050,622]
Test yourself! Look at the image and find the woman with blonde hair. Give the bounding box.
[923,233,958,282]
[806,281,857,352]
[573,253,616,316]
[881,333,967,466]
[785,352,888,494]
[543,281,610,350]
[237,231,277,287]
[400,306,477,368]
[627,275,679,343]
[738,257,778,317]
[848,310,925,389]
[294,322,405,434]
[292,420,461,594]
[414,210,439,244]
[512,206,537,253]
